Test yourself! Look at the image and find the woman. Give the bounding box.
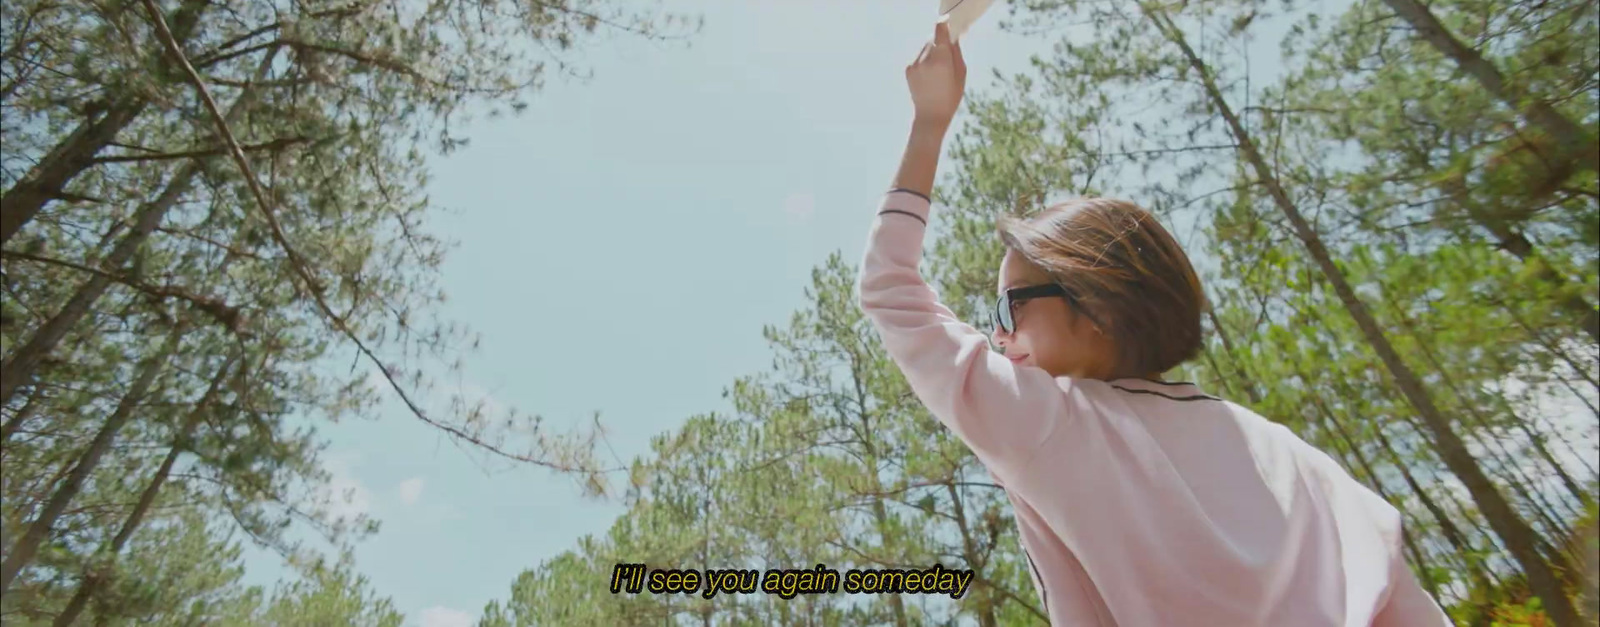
[856,22,1451,626]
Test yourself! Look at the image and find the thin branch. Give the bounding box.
[191,40,280,70]
[527,0,688,39]
[1,250,245,332]
[278,38,431,83]
[153,225,270,260]
[202,74,320,89]
[189,0,379,68]
[1101,142,1239,159]
[1241,105,1341,116]
[139,0,591,472]
[91,135,313,164]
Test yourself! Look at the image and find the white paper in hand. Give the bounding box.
[938,0,997,42]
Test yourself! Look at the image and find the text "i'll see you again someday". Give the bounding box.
[609,563,976,600]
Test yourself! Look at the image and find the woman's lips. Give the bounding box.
[1006,353,1029,364]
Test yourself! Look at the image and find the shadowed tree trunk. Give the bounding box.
[1135,5,1582,624]
[1310,392,1442,600]
[1377,0,1598,175]
[0,323,186,593]
[1379,290,1588,509]
[852,368,910,627]
[1442,179,1599,343]
[946,481,999,627]
[0,0,212,247]
[50,355,237,627]
[0,50,277,407]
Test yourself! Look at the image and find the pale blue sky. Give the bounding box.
[240,2,1056,626]
[230,2,1600,625]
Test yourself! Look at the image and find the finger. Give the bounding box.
[952,40,967,75]
[934,20,952,47]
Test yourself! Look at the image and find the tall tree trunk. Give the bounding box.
[51,355,235,627]
[1308,283,1505,607]
[0,50,277,407]
[1489,295,1600,418]
[1484,353,1599,482]
[1377,0,1599,175]
[0,0,212,247]
[1378,291,1587,514]
[697,460,714,627]
[1279,339,1449,600]
[1222,312,1464,600]
[1499,411,1588,512]
[1578,518,1600,626]
[852,378,909,627]
[946,481,999,627]
[1309,393,1442,600]
[1366,404,1499,598]
[1206,309,1264,405]
[0,323,186,593]
[1137,7,1582,624]
[0,105,146,247]
[1218,308,1455,597]
[1444,182,1600,343]
[1200,345,1243,400]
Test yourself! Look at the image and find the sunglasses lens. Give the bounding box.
[994,295,1011,333]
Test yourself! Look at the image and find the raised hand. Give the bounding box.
[905,21,967,130]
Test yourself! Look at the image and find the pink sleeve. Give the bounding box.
[855,190,1065,482]
[1372,545,1453,626]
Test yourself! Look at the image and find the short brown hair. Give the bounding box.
[996,198,1206,377]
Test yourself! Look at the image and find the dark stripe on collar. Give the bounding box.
[1110,385,1220,402]
[1023,549,1048,615]
[1118,378,1199,387]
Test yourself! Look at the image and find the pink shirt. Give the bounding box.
[856,190,1451,626]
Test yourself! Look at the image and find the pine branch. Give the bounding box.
[138,0,598,474]
[91,135,312,164]
[525,0,690,40]
[2,249,244,332]
[152,225,270,260]
[193,0,378,66]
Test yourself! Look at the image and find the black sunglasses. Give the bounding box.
[991,283,1096,334]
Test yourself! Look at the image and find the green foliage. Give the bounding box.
[1,0,698,621]
[477,257,1043,625]
[481,0,1595,623]
[6,0,1591,621]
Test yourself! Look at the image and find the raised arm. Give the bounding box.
[856,23,1076,483]
[890,22,962,200]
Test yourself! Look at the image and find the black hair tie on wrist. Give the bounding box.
[887,187,932,203]
[878,209,927,226]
